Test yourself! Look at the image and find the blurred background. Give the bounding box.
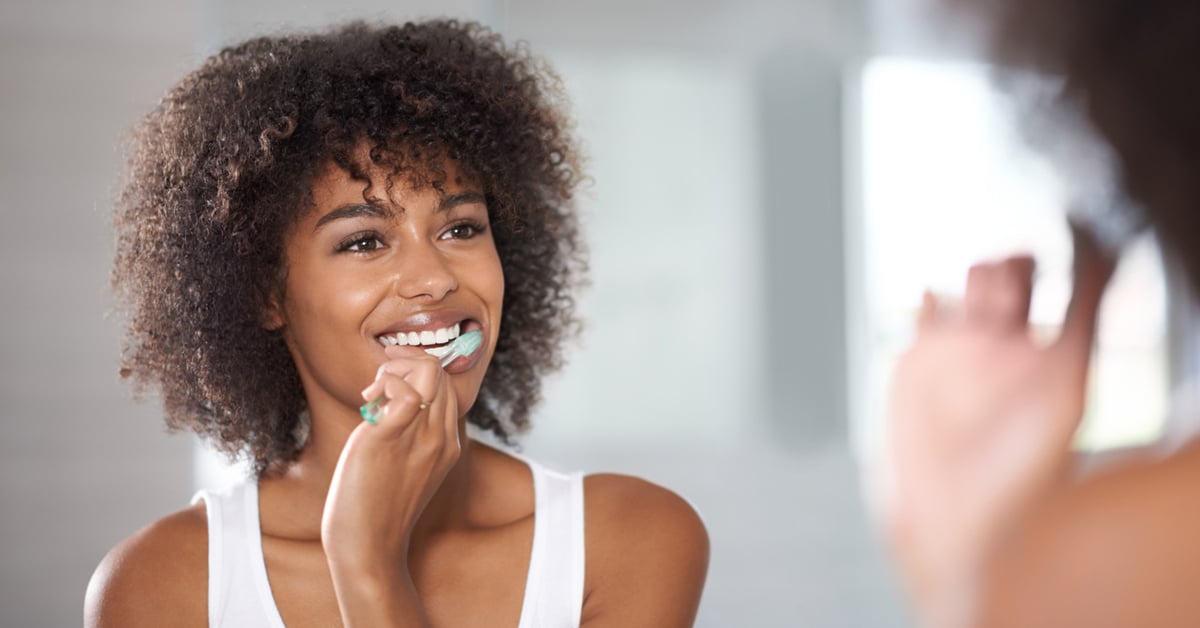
[2,0,1190,626]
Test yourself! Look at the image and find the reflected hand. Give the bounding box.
[878,222,1116,626]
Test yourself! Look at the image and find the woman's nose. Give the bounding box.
[391,240,458,302]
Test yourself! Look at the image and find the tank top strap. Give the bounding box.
[191,480,286,628]
[517,457,586,628]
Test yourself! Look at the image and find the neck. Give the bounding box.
[279,405,475,540]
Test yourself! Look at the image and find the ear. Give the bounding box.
[261,289,286,331]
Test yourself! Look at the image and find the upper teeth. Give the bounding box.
[378,323,462,347]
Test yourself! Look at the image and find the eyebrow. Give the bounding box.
[313,203,393,232]
[439,191,487,211]
[312,191,487,232]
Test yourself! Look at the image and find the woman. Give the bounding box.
[85,20,708,627]
[879,2,1200,627]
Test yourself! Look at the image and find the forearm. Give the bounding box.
[329,561,432,628]
[890,520,987,628]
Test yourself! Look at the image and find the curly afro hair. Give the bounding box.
[943,0,1200,286]
[113,20,586,474]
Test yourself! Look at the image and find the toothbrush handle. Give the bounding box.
[439,348,462,368]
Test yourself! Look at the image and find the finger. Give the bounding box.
[1002,255,1036,324]
[1053,219,1119,366]
[963,263,995,328]
[377,349,443,406]
[917,290,940,336]
[373,377,426,431]
[361,346,426,401]
[360,355,432,421]
[361,367,390,403]
[385,360,441,412]
[916,291,967,340]
[963,256,1035,334]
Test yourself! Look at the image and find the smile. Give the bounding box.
[377,322,462,348]
[376,321,470,360]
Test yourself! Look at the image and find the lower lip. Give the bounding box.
[441,343,482,374]
[442,348,481,374]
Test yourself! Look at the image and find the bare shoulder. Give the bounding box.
[581,474,709,627]
[583,473,709,550]
[983,443,1200,628]
[84,503,208,628]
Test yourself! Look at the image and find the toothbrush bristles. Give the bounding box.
[440,330,483,367]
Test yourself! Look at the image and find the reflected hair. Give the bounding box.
[942,0,1200,286]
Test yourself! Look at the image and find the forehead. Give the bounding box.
[305,153,481,220]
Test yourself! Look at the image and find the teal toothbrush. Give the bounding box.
[360,330,483,424]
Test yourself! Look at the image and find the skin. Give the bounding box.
[84,157,709,627]
[879,222,1200,627]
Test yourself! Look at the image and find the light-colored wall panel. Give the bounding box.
[0,2,198,626]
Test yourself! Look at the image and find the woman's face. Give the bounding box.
[270,158,504,423]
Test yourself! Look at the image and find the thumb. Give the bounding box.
[1053,217,1118,372]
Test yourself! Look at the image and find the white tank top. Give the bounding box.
[192,452,586,628]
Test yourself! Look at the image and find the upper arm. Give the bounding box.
[84,504,209,628]
[979,444,1200,628]
[581,474,709,628]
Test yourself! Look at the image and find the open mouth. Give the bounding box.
[376,320,482,359]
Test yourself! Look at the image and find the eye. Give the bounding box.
[336,231,385,253]
[442,220,488,240]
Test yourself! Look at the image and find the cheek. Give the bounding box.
[483,243,505,306]
[488,256,505,308]
[458,240,505,313]
[281,262,379,344]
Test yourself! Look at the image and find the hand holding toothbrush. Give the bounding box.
[320,331,482,624]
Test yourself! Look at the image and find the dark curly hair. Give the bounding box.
[112,20,586,474]
[943,0,1200,286]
